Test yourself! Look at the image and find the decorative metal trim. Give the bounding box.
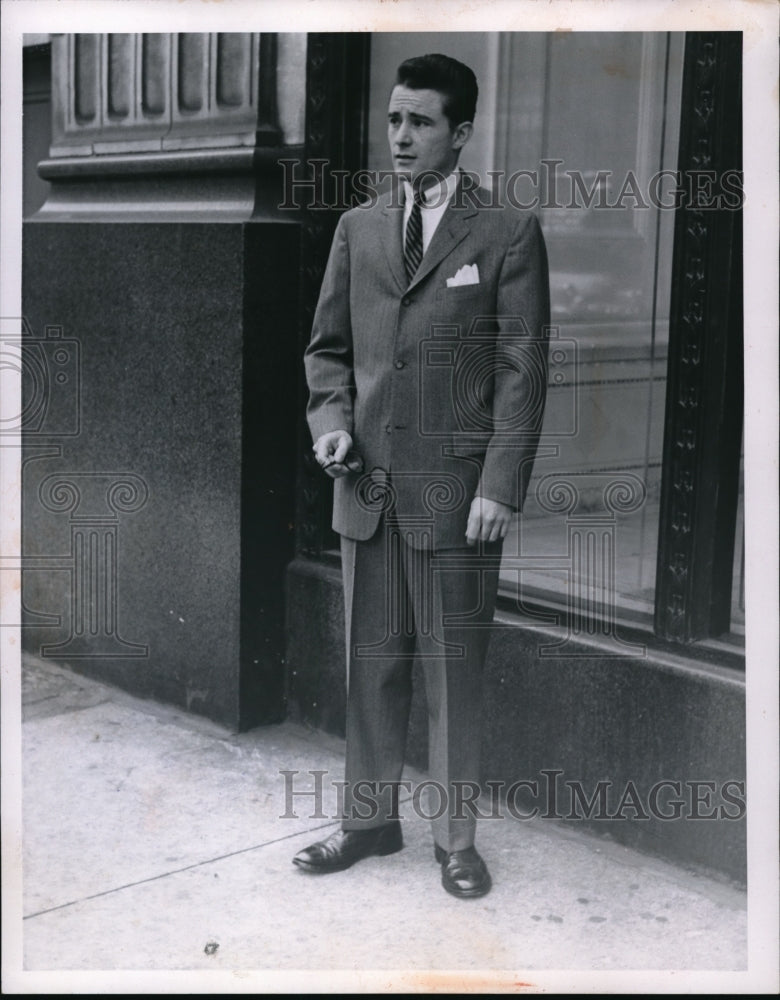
[655,32,743,643]
[295,34,371,557]
[256,33,282,146]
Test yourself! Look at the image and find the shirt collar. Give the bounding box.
[402,169,460,209]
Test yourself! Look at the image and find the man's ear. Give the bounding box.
[452,121,474,151]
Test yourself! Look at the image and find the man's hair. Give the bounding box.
[395,53,478,129]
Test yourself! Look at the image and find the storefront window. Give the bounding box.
[358,31,743,645]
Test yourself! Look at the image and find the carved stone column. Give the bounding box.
[36,32,304,218]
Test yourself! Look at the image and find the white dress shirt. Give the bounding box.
[402,170,460,255]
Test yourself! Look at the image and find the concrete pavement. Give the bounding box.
[11,654,752,989]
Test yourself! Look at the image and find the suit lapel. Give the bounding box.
[407,203,477,293]
[381,202,407,293]
[380,181,480,294]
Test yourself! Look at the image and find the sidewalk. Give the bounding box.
[18,655,747,981]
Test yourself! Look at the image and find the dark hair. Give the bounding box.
[395,53,478,129]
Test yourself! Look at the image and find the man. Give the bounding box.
[295,53,550,898]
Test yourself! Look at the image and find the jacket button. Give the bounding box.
[385,424,392,434]
[402,296,411,306]
[394,360,405,369]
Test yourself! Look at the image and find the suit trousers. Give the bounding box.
[340,513,502,851]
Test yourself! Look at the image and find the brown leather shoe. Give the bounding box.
[434,843,492,898]
[293,822,403,873]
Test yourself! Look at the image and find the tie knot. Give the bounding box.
[412,188,426,209]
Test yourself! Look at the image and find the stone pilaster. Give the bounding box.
[22,33,306,728]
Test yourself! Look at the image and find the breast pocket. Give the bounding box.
[434,284,487,324]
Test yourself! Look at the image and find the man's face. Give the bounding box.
[387,85,471,188]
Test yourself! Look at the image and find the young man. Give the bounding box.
[296,53,550,898]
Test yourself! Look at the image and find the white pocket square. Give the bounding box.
[446,263,480,287]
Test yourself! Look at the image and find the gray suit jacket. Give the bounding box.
[304,182,551,549]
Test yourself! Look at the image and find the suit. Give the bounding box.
[304,179,550,850]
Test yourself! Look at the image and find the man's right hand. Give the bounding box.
[313,430,354,478]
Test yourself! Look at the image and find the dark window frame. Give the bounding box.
[654,31,743,647]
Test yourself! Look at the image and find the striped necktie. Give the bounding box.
[404,189,425,284]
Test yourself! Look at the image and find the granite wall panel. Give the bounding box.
[21,220,300,730]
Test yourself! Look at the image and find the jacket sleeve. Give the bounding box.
[303,214,355,443]
[477,212,551,511]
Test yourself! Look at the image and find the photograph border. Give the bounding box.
[2,0,777,993]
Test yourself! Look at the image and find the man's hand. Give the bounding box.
[313,430,354,478]
[466,495,513,545]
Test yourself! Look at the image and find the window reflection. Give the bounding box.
[495,33,683,624]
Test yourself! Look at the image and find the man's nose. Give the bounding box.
[395,121,412,146]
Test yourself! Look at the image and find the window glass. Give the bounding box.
[494,33,684,626]
[363,34,746,640]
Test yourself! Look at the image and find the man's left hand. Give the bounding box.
[466,496,513,546]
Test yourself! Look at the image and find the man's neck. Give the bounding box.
[404,168,460,204]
